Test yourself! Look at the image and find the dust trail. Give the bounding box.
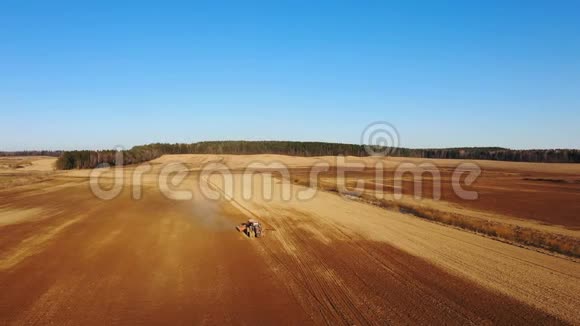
[190,179,236,231]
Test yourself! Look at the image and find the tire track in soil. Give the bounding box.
[237,203,567,325]
[0,181,312,325]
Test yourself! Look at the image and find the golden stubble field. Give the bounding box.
[0,155,579,325]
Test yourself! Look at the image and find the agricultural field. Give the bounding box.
[0,155,579,324]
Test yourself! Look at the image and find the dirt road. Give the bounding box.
[0,155,578,325]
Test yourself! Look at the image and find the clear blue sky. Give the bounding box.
[1,1,579,151]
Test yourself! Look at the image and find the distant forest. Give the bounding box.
[0,150,62,157]
[53,141,580,170]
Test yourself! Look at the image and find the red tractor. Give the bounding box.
[236,219,263,238]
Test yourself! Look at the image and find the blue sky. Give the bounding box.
[1,0,579,150]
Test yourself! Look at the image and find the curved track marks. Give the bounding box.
[0,181,310,325]
[1,160,578,325]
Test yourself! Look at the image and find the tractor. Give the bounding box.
[236,219,263,238]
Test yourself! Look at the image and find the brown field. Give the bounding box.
[0,155,579,325]
[0,156,57,189]
[287,156,580,256]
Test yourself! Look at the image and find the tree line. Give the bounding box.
[397,147,580,163]
[55,147,163,170]
[55,141,580,170]
[0,150,62,157]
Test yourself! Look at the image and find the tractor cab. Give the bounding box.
[236,219,264,238]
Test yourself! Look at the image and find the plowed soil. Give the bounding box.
[0,155,579,325]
